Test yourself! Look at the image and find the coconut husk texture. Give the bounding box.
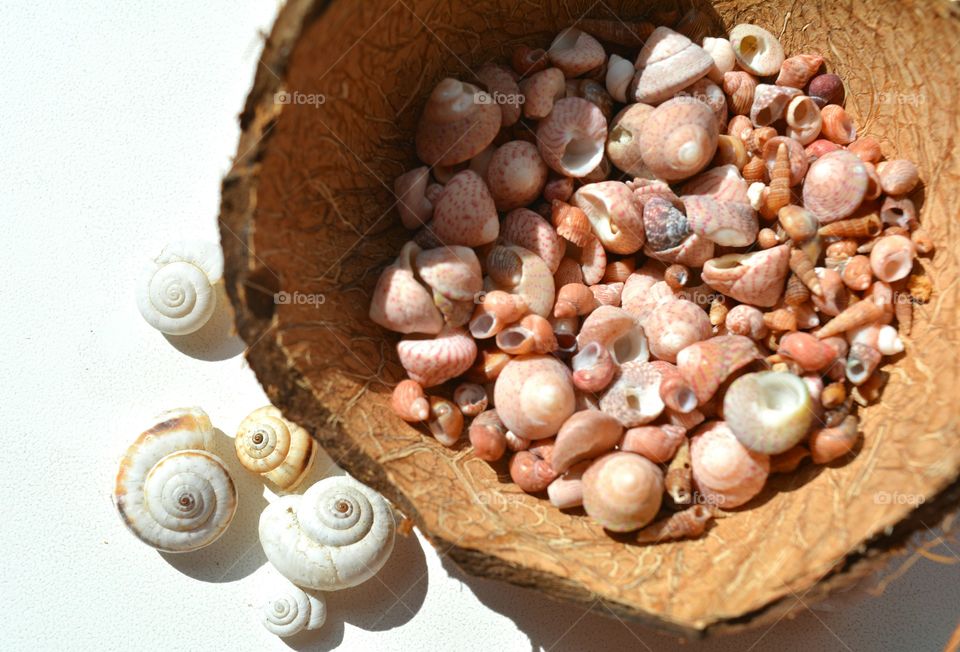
[219,0,960,636]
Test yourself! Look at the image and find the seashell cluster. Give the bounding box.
[371,19,932,540]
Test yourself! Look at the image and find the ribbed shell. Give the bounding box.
[415,78,501,166]
[536,97,607,178]
[802,150,869,224]
[632,26,713,105]
[397,327,478,387]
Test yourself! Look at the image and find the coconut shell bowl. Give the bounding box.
[219,0,960,636]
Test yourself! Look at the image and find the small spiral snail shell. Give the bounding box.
[136,240,223,335]
[113,407,237,552]
[261,580,326,637]
[639,98,719,182]
[235,406,316,491]
[259,476,396,591]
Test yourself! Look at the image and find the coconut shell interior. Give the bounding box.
[219,0,960,636]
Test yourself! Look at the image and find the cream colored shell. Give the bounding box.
[113,407,237,552]
[136,240,223,335]
[235,406,316,491]
[261,580,326,637]
[259,476,396,591]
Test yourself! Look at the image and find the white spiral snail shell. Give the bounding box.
[113,407,237,552]
[261,580,327,637]
[136,240,223,335]
[235,406,316,491]
[259,476,396,590]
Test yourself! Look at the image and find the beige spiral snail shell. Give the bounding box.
[235,406,317,491]
[135,241,223,335]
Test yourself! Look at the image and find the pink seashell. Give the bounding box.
[505,430,530,452]
[804,138,842,163]
[809,415,860,464]
[476,63,522,127]
[369,242,443,334]
[665,407,706,433]
[495,314,558,355]
[606,102,656,177]
[550,315,579,355]
[729,23,784,76]
[723,70,758,116]
[485,142,548,211]
[621,424,687,463]
[702,37,735,82]
[415,78,501,166]
[776,54,824,89]
[427,396,463,446]
[676,335,761,404]
[548,28,606,77]
[811,267,848,317]
[820,104,857,145]
[841,254,873,291]
[570,341,618,393]
[501,208,565,273]
[701,243,791,307]
[390,379,430,422]
[870,235,916,283]
[648,360,698,413]
[573,181,646,254]
[519,68,566,120]
[876,159,920,196]
[554,282,599,318]
[644,299,712,363]
[605,53,635,103]
[397,326,478,387]
[690,420,770,508]
[620,278,676,326]
[784,95,822,145]
[619,273,658,316]
[468,409,507,461]
[589,281,623,307]
[724,304,768,340]
[750,83,801,127]
[579,236,607,285]
[762,136,808,186]
[453,382,488,418]
[577,306,649,365]
[510,439,558,493]
[627,177,683,209]
[415,246,482,302]
[641,197,690,252]
[639,97,718,182]
[494,354,576,439]
[468,145,497,179]
[582,452,664,531]
[635,503,715,544]
[778,331,838,371]
[600,361,666,427]
[543,175,575,203]
[680,164,749,203]
[644,232,715,267]
[632,26,713,105]
[552,410,623,473]
[485,244,556,317]
[536,97,607,178]
[553,257,584,287]
[676,77,728,129]
[682,194,758,247]
[815,299,886,340]
[431,170,499,246]
[395,167,433,229]
[547,461,589,509]
[863,162,883,200]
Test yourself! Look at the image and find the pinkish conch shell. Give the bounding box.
[395,167,433,229]
[690,420,769,508]
[582,452,664,531]
[605,54,635,103]
[500,208,565,273]
[548,28,605,77]
[485,244,556,317]
[680,164,749,203]
[536,97,607,178]
[677,335,761,404]
[397,327,478,387]
[870,235,916,283]
[639,97,718,182]
[494,354,576,439]
[632,26,713,105]
[519,68,566,120]
[509,439,557,493]
[552,410,624,473]
[644,299,711,363]
[606,103,655,177]
[468,409,507,461]
[415,78,501,166]
[414,246,482,302]
[620,424,686,463]
[573,181,646,254]
[778,331,838,371]
[577,306,649,365]
[390,379,430,422]
[681,194,758,247]
[570,341,618,392]
[486,141,548,211]
[476,63,522,127]
[369,242,443,334]
[776,54,824,89]
[599,361,666,427]
[802,150,869,224]
[701,243,790,307]
[431,170,499,246]
[728,24,784,76]
[724,371,814,454]
[749,84,801,127]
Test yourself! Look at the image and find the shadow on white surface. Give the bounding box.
[162,283,246,361]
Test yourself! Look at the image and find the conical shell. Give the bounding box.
[682,195,758,247]
[817,213,882,238]
[775,54,823,89]
[397,327,478,387]
[431,170,499,246]
[724,371,814,454]
[390,380,430,422]
[415,78,501,166]
[582,452,664,531]
[676,335,761,404]
[722,71,757,116]
[701,244,791,307]
[548,27,606,77]
[789,248,823,296]
[632,26,713,105]
[501,208,565,273]
[642,197,690,252]
[815,298,885,339]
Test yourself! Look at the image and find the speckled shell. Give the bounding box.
[552,410,624,473]
[431,170,499,246]
[582,452,664,531]
[644,299,712,363]
[536,97,607,178]
[415,246,483,302]
[548,27,605,77]
[579,236,608,285]
[501,208,565,274]
[573,181,646,254]
[415,78,501,166]
[680,164,749,203]
[259,476,396,591]
[802,150,870,223]
[644,232,716,268]
[750,84,801,127]
[677,335,761,404]
[369,242,443,335]
[485,244,556,317]
[639,98,719,182]
[397,327,478,387]
[701,243,791,307]
[519,67,566,119]
[690,420,770,508]
[476,63,522,127]
[606,102,655,177]
[642,197,690,252]
[600,361,667,427]
[876,159,920,195]
[395,166,433,229]
[724,371,814,454]
[486,141,548,211]
[682,194,758,247]
[725,304,768,340]
[776,54,824,89]
[728,24,784,76]
[494,354,576,440]
[235,406,317,491]
[632,26,713,105]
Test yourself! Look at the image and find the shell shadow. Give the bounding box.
[160,428,268,582]
[162,282,246,361]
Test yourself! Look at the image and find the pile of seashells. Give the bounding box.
[372,22,934,540]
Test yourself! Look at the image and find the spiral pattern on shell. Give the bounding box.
[113,407,237,553]
[259,476,396,591]
[136,241,223,336]
[639,98,718,182]
[235,406,316,491]
[261,582,327,637]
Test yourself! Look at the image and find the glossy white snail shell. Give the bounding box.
[136,240,223,335]
[235,406,316,491]
[259,476,396,591]
[113,407,237,552]
[261,580,327,637]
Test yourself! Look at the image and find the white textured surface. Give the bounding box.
[1,2,957,650]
